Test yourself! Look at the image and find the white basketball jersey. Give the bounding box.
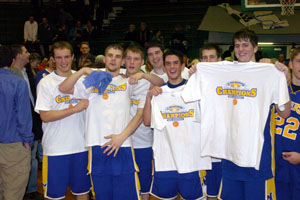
[151,84,212,173]
[129,83,153,149]
[35,72,87,156]
[181,61,290,169]
[74,75,149,147]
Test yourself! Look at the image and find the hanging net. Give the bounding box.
[279,0,296,16]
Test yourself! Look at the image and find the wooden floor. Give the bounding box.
[25,167,160,200]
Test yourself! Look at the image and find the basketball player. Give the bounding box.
[219,28,291,200]
[35,41,91,200]
[144,49,211,200]
[59,44,150,200]
[275,46,300,200]
[200,43,222,200]
[124,45,163,200]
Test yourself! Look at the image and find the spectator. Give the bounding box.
[0,45,33,200]
[91,1,103,35]
[137,22,151,47]
[170,24,188,54]
[28,52,42,76]
[124,24,138,42]
[278,53,285,63]
[10,45,44,200]
[222,45,234,60]
[76,41,95,70]
[151,29,163,43]
[94,54,105,68]
[24,15,39,53]
[37,57,48,71]
[69,20,85,41]
[82,20,96,41]
[53,24,69,42]
[38,17,55,57]
[35,55,56,86]
[58,8,73,30]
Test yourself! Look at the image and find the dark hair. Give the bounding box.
[146,40,165,54]
[233,28,258,47]
[10,44,24,59]
[163,49,184,65]
[51,41,73,56]
[29,52,41,62]
[200,43,222,59]
[0,45,13,68]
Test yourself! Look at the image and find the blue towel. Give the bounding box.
[83,71,113,95]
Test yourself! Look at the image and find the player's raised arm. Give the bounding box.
[59,67,93,94]
[144,86,162,126]
[129,72,164,86]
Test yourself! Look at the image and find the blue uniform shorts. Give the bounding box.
[134,147,153,194]
[220,177,269,200]
[42,151,91,199]
[89,146,140,200]
[150,170,204,200]
[205,162,222,197]
[275,170,300,200]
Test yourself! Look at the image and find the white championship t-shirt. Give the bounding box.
[151,84,212,173]
[74,75,149,147]
[129,83,153,149]
[181,61,290,169]
[35,72,87,156]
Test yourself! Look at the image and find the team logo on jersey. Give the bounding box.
[91,83,127,95]
[130,98,140,105]
[173,121,179,127]
[160,105,194,126]
[291,101,300,115]
[102,93,109,100]
[104,83,127,94]
[55,95,79,105]
[216,81,257,105]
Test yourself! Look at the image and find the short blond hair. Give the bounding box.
[105,44,124,57]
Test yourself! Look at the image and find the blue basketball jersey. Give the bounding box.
[275,85,300,183]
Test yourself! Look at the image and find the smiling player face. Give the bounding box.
[53,48,74,77]
[234,39,258,62]
[147,47,164,70]
[164,55,184,85]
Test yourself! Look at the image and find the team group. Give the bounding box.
[1,27,300,200]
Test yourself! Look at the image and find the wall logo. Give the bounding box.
[216,81,257,105]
